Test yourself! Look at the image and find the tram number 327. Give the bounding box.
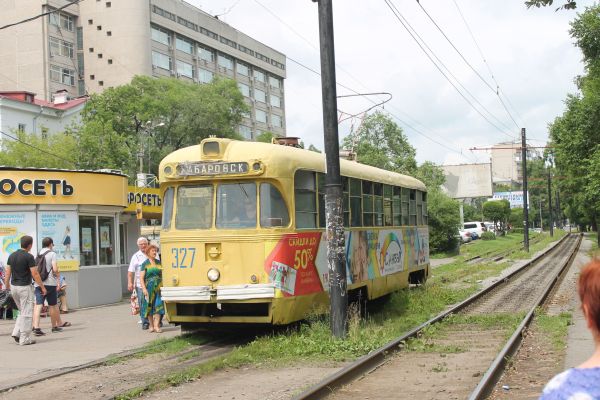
[171,247,196,269]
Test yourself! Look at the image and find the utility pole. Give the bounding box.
[521,128,529,252]
[547,171,553,237]
[539,198,543,231]
[314,0,347,338]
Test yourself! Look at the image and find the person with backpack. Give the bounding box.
[32,237,67,336]
[3,235,46,345]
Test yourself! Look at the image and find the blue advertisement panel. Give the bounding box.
[0,212,37,264]
[492,191,529,209]
[37,211,80,271]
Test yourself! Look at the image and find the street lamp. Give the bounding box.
[137,121,164,188]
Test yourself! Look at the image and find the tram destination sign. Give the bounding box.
[177,162,249,176]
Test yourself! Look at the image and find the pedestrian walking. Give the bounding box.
[539,258,600,399]
[128,237,150,330]
[139,243,164,333]
[3,235,46,345]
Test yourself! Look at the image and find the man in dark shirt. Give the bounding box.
[4,235,46,345]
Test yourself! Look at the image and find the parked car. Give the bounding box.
[458,230,472,243]
[462,221,487,239]
[484,222,495,233]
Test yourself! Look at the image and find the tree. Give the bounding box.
[256,131,276,143]
[525,0,577,10]
[342,111,417,174]
[483,200,511,233]
[0,130,78,169]
[427,190,461,253]
[69,75,248,179]
[307,144,322,153]
[415,161,445,190]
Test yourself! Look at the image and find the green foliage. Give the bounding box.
[483,199,510,232]
[537,311,572,350]
[512,227,525,234]
[462,203,481,222]
[481,231,496,240]
[342,111,417,174]
[70,75,247,179]
[255,131,276,143]
[510,208,524,228]
[307,144,322,153]
[415,161,446,190]
[0,130,78,168]
[427,190,461,252]
[525,0,577,11]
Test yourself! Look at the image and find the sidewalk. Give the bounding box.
[0,301,180,388]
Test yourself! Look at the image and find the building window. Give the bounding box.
[237,62,249,76]
[151,25,171,46]
[88,19,93,25]
[80,216,97,267]
[97,53,103,59]
[90,74,95,80]
[198,68,213,83]
[97,25,102,31]
[177,16,198,32]
[152,51,172,71]
[254,89,266,103]
[49,37,74,58]
[107,31,112,36]
[89,48,94,53]
[106,1,111,7]
[217,54,233,70]
[269,76,281,88]
[50,65,75,86]
[17,123,26,133]
[79,215,116,266]
[152,5,176,22]
[199,26,218,40]
[238,82,250,97]
[176,60,194,78]
[99,81,104,86]
[76,27,83,50]
[253,69,265,83]
[176,36,193,54]
[270,94,281,108]
[49,11,74,31]
[108,59,113,64]
[272,114,282,128]
[239,125,252,140]
[41,127,49,139]
[219,36,237,49]
[198,46,214,63]
[255,109,267,124]
[238,44,255,57]
[255,52,270,63]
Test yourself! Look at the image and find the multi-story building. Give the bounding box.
[491,142,521,184]
[0,0,287,140]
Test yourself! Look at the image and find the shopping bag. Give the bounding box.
[130,291,140,315]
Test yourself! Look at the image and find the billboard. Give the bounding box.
[441,163,493,199]
[492,191,529,209]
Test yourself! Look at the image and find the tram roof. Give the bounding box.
[159,139,427,191]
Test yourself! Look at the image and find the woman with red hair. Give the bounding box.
[540,258,600,399]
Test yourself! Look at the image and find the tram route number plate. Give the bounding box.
[178,162,249,176]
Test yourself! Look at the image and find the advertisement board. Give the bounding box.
[492,191,529,209]
[37,211,80,271]
[0,212,37,264]
[442,163,493,199]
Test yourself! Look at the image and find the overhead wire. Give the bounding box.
[384,0,517,140]
[451,0,524,126]
[0,130,77,166]
[253,0,478,162]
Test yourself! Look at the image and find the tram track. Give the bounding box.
[293,233,581,400]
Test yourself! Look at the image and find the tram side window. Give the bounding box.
[374,183,383,226]
[176,185,213,230]
[295,170,317,229]
[162,187,174,230]
[349,178,362,227]
[362,181,373,226]
[416,190,423,225]
[401,188,409,226]
[317,173,326,228]
[409,189,417,225]
[383,185,393,226]
[216,183,257,229]
[392,186,401,226]
[422,191,428,225]
[342,177,350,227]
[260,183,289,227]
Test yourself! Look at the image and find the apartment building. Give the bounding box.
[491,142,522,184]
[0,0,287,139]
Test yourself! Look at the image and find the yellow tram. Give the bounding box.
[158,138,429,327]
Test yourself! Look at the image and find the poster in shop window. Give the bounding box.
[0,212,37,264]
[37,211,80,271]
[100,226,110,249]
[82,228,93,253]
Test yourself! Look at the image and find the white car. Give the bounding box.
[463,221,487,238]
[458,230,472,243]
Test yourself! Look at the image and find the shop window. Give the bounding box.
[98,217,114,265]
[119,223,127,264]
[79,216,97,266]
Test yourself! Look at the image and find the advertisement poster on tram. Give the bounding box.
[0,212,37,264]
[37,211,80,271]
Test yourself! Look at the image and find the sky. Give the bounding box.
[187,0,586,165]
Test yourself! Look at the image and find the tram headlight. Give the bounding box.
[163,165,173,176]
[207,268,220,282]
[252,162,261,171]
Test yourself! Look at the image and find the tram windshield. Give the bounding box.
[169,182,289,230]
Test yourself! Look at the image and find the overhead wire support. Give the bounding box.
[383,0,516,140]
[336,92,392,123]
[0,0,82,31]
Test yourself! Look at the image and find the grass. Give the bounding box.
[536,311,572,351]
[588,232,599,257]
[116,231,565,398]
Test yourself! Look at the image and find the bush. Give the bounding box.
[481,231,496,240]
[511,228,524,234]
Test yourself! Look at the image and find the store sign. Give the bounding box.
[125,187,162,216]
[0,179,73,196]
[177,162,249,176]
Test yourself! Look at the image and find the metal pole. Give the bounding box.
[547,171,553,237]
[521,128,529,252]
[314,0,347,338]
[539,198,543,231]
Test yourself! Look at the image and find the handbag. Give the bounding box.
[130,291,140,315]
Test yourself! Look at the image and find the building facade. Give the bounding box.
[491,141,522,185]
[0,90,87,147]
[0,0,287,140]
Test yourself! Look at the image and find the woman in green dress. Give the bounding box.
[140,243,164,333]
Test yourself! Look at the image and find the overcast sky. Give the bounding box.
[188,0,585,165]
